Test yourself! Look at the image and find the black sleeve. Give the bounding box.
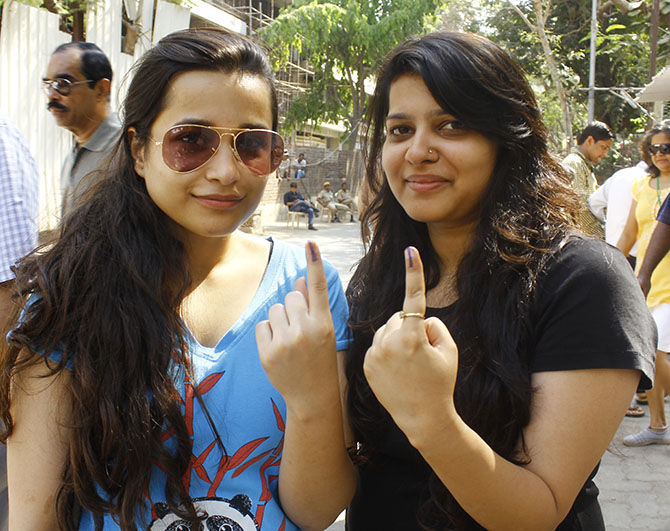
[283,191,291,205]
[531,235,655,390]
[657,193,670,224]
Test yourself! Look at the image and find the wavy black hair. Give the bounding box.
[346,31,579,529]
[1,28,277,530]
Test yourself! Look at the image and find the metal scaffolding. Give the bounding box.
[203,0,317,144]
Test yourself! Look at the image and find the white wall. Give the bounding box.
[0,0,230,231]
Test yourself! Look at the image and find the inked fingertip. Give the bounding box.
[307,240,318,262]
[405,247,414,268]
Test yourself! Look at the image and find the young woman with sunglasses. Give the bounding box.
[618,120,670,447]
[342,32,655,530]
[1,29,354,530]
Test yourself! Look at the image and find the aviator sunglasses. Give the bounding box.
[648,143,670,156]
[154,124,285,174]
[42,78,94,96]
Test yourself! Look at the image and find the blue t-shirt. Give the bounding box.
[657,193,670,225]
[30,238,350,530]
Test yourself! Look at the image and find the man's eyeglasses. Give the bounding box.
[648,143,670,156]
[154,124,285,175]
[42,78,94,96]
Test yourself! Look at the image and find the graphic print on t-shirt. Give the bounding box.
[149,495,259,530]
[150,370,288,530]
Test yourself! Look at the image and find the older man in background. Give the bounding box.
[43,41,121,215]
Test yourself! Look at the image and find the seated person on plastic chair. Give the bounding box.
[335,180,357,221]
[283,182,317,230]
[317,181,350,223]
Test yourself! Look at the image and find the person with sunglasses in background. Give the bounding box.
[43,41,122,216]
[618,119,670,447]
[2,29,354,530]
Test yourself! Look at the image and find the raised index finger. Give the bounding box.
[402,246,427,324]
[304,240,331,317]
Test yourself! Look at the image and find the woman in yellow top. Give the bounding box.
[618,119,670,446]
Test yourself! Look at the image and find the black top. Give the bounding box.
[658,193,670,224]
[283,190,304,205]
[347,236,656,531]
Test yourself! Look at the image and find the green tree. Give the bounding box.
[259,0,442,149]
[488,0,669,157]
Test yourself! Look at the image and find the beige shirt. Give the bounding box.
[562,149,605,239]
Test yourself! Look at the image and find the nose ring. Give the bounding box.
[428,149,434,154]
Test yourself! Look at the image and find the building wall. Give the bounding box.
[0,0,354,233]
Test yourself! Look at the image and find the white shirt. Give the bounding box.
[588,161,649,253]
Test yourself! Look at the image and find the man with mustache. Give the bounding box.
[43,42,121,215]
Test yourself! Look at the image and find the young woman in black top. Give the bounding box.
[344,32,656,530]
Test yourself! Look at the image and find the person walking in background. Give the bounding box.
[340,32,653,530]
[294,152,307,179]
[317,181,351,223]
[283,181,318,230]
[0,111,39,531]
[43,41,121,215]
[562,121,614,239]
[2,29,354,529]
[588,160,649,267]
[618,120,670,446]
[590,160,652,417]
[638,192,670,297]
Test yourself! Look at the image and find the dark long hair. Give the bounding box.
[346,32,579,529]
[0,29,277,530]
[641,119,670,178]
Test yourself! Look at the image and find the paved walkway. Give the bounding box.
[262,218,670,531]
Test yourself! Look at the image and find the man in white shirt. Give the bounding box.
[588,160,649,266]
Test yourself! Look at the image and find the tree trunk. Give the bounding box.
[508,0,573,150]
[650,0,660,79]
[600,0,645,16]
[533,0,573,150]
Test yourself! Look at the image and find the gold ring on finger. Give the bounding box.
[399,311,425,320]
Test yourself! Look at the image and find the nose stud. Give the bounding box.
[428,149,434,154]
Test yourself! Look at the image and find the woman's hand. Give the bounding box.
[256,241,339,414]
[363,247,459,442]
[255,243,355,530]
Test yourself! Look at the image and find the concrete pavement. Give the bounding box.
[262,217,670,531]
[600,401,670,531]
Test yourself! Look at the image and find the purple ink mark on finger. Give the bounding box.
[406,247,414,268]
[308,241,318,262]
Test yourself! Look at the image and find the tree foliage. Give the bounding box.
[487,0,669,163]
[259,0,442,146]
